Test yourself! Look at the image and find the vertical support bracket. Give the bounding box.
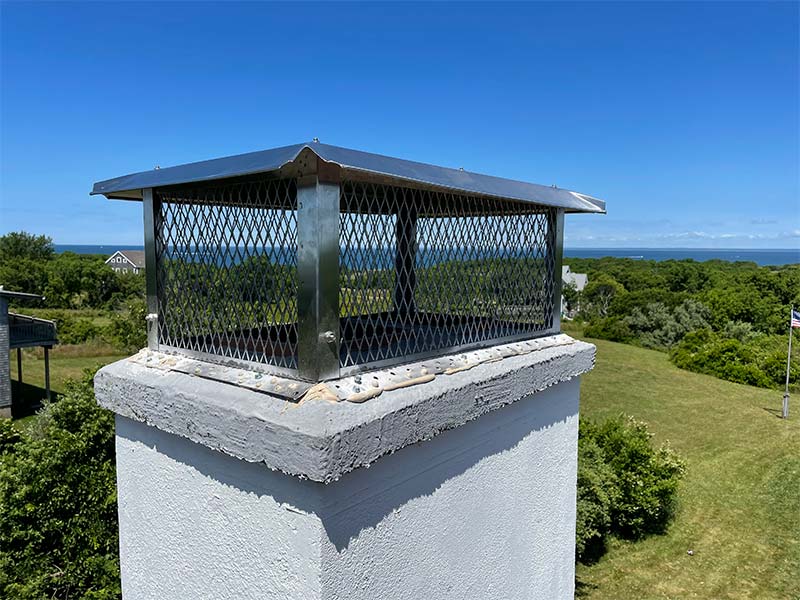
[394,201,418,317]
[16,348,22,394]
[550,209,565,334]
[297,176,340,381]
[143,188,161,350]
[44,346,51,402]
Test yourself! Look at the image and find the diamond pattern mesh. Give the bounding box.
[152,175,557,377]
[339,180,557,369]
[155,177,298,369]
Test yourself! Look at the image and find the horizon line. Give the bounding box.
[52,243,800,252]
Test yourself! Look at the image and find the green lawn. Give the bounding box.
[577,338,800,600]
[20,307,114,328]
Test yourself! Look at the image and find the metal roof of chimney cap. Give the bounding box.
[91,141,605,214]
[91,142,605,395]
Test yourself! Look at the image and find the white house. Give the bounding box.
[562,265,588,316]
[106,250,145,275]
[562,265,588,292]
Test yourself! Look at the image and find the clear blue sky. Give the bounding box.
[1,1,798,248]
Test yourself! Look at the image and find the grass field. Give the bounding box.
[577,338,800,600]
[9,349,126,426]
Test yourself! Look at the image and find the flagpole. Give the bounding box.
[784,305,793,419]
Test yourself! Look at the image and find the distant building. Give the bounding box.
[106,250,145,275]
[562,265,588,292]
[561,265,588,317]
[0,288,58,418]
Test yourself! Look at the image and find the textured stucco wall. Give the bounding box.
[115,415,325,599]
[115,377,580,600]
[96,336,594,482]
[0,297,11,417]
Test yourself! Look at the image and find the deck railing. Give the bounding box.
[9,313,58,348]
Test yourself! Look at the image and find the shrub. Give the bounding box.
[59,315,102,345]
[670,329,775,388]
[762,351,799,387]
[584,316,635,343]
[0,420,20,455]
[581,416,685,541]
[0,370,121,599]
[624,299,710,350]
[23,310,103,345]
[722,320,760,344]
[575,434,618,561]
[609,288,688,317]
[105,299,147,353]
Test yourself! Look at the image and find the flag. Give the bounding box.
[793,309,800,329]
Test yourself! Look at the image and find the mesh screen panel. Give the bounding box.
[154,178,298,369]
[151,175,558,377]
[339,180,557,369]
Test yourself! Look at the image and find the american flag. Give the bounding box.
[793,308,800,329]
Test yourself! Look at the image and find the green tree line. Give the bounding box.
[0,232,144,311]
[0,232,147,352]
[562,257,800,389]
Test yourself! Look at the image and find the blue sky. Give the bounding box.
[1,1,798,248]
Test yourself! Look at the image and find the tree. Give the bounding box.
[583,274,626,317]
[663,261,709,293]
[624,299,711,349]
[0,257,48,295]
[0,231,54,262]
[562,280,582,315]
[43,253,123,309]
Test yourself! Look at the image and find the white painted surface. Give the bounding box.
[116,415,325,599]
[115,377,580,599]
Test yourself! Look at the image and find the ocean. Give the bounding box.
[54,245,800,267]
[562,247,799,266]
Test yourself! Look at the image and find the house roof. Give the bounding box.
[562,266,588,291]
[91,142,606,214]
[0,288,43,301]
[108,250,146,268]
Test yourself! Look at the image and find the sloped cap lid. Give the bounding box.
[91,142,605,213]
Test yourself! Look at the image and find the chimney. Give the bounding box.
[92,141,604,599]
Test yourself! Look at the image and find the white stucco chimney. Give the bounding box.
[91,141,603,598]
